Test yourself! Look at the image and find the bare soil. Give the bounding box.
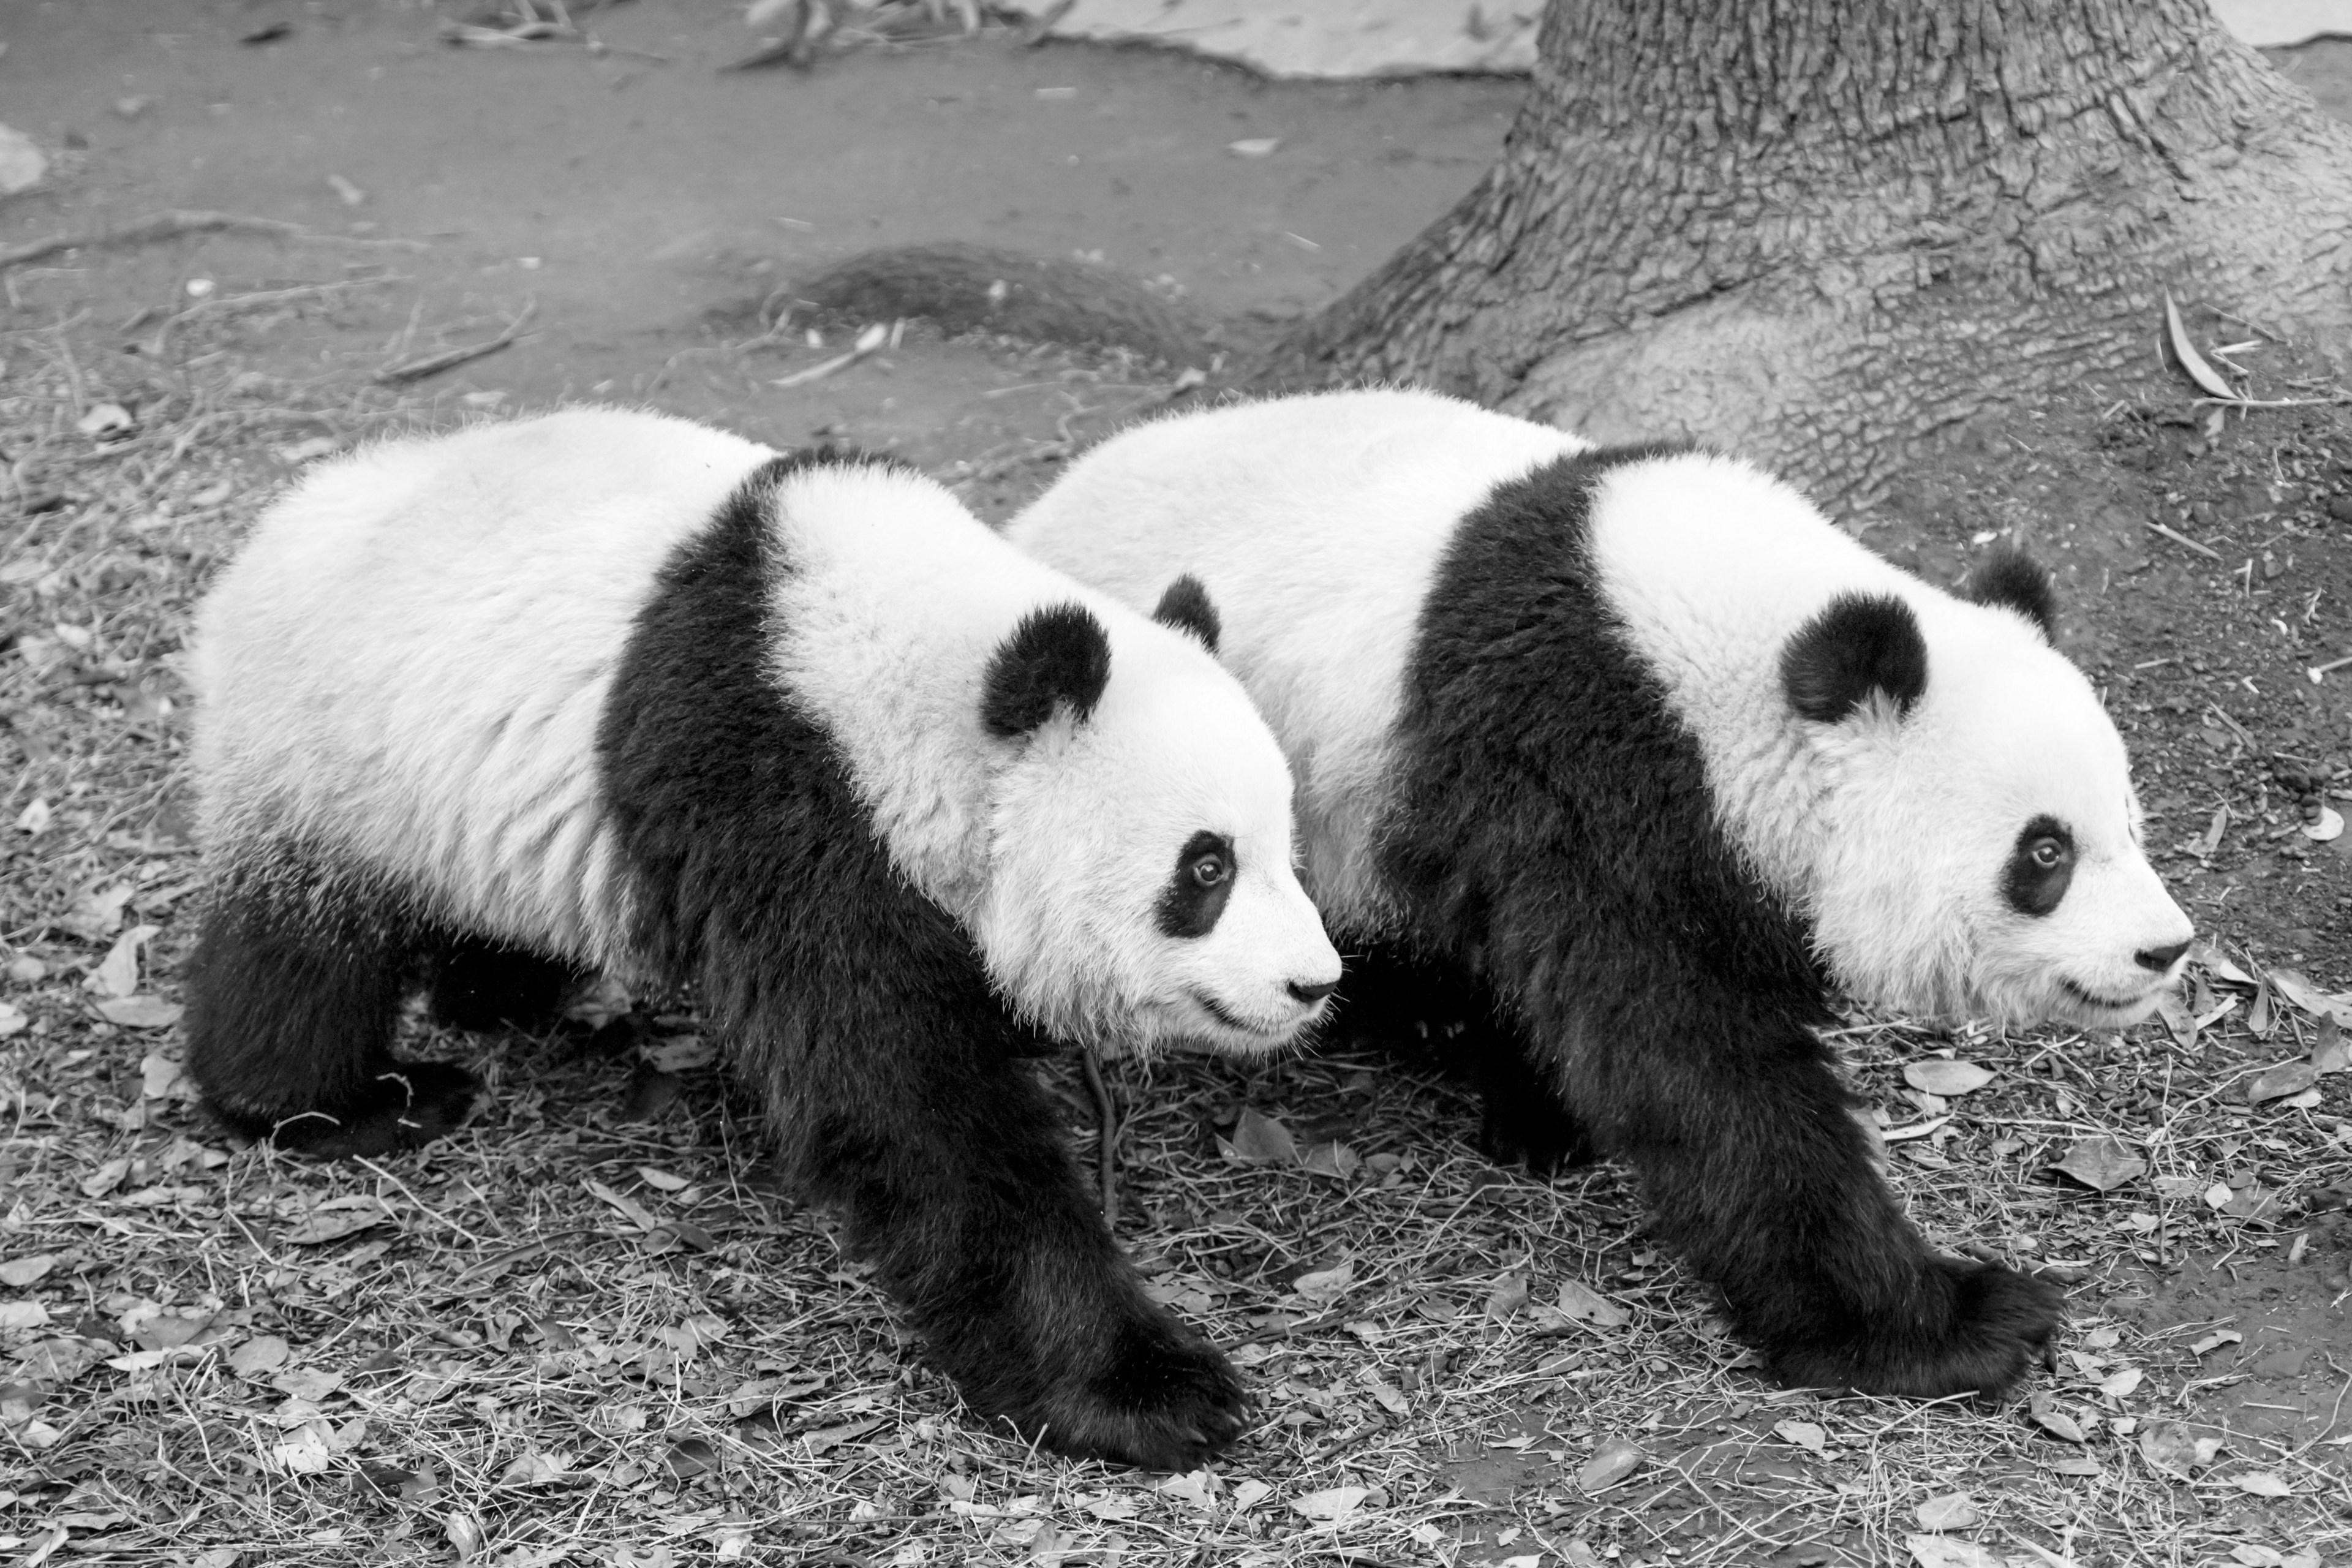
[1,6,2348,1567]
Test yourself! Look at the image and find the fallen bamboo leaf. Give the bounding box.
[2164,292,2240,401]
[2243,1060,2319,1104]
[2049,1136,2145,1193]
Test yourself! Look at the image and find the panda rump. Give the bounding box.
[184,408,1340,1469]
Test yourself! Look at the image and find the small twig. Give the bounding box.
[0,208,422,271]
[373,298,536,384]
[1081,1047,1118,1228]
[769,321,890,390]
[2144,519,2221,561]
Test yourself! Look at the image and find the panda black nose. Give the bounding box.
[2135,939,2190,973]
[1287,978,1338,1005]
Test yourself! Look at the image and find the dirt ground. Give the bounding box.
[1,4,2350,1567]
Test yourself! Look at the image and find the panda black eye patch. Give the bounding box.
[1156,830,1236,938]
[2001,815,2076,918]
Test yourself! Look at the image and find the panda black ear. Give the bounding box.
[1781,592,1929,723]
[1962,548,2059,641]
[1150,574,1221,655]
[982,602,1114,737]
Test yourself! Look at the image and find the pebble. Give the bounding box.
[2327,494,2352,526]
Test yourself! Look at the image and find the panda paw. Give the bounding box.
[218,1060,482,1158]
[1477,1096,1596,1176]
[1771,1256,2065,1400]
[1020,1316,1251,1471]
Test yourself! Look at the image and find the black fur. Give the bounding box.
[428,937,584,1033]
[1379,446,2061,1398]
[184,858,482,1156]
[981,602,1113,737]
[1781,593,1931,723]
[1150,574,1221,654]
[1963,548,2059,641]
[1331,944,1596,1174]
[2001,815,2076,918]
[594,456,1242,1469]
[1153,830,1235,939]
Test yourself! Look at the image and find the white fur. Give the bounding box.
[1011,388,1580,926]
[194,409,1338,1058]
[1010,389,2194,1029]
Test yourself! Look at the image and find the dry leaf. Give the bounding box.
[84,923,157,998]
[228,1335,290,1378]
[0,124,47,195]
[1221,1107,1298,1164]
[2267,968,2352,1027]
[2234,1471,2291,1497]
[1227,138,1282,157]
[1291,1258,1354,1306]
[2098,1367,2143,1399]
[1484,1273,1529,1322]
[636,1166,689,1193]
[1915,1493,1983,1532]
[1902,1060,1992,1096]
[1577,1436,1643,1492]
[2244,1060,2319,1103]
[1774,1419,1827,1453]
[1300,1139,1360,1178]
[2164,292,2240,401]
[2049,1136,2146,1193]
[0,1254,56,1287]
[1291,1485,1370,1522]
[95,995,183,1028]
[282,1194,395,1246]
[1553,1279,1630,1329]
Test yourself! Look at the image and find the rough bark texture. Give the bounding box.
[1257,0,2352,513]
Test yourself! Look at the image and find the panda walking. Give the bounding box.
[1010,388,2196,1400]
[184,408,1343,1468]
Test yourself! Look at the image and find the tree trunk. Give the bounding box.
[1256,0,2352,513]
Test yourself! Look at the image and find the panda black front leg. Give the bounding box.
[184,854,481,1156]
[1569,984,2064,1398]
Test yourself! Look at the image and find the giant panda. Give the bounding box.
[185,407,1341,1469]
[1008,387,2195,1401]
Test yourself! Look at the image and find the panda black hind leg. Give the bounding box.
[185,849,480,1156]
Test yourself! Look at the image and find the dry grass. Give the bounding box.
[2,322,2350,1568]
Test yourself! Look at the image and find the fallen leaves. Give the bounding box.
[1902,1060,1994,1096]
[2048,1136,2146,1193]
[281,1194,398,1246]
[1577,1435,1645,1493]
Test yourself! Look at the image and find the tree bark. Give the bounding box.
[1256,0,2352,513]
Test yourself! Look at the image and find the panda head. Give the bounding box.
[1782,552,2194,1028]
[971,578,1342,1056]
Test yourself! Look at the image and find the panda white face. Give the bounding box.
[1796,603,2195,1028]
[973,608,1342,1058]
